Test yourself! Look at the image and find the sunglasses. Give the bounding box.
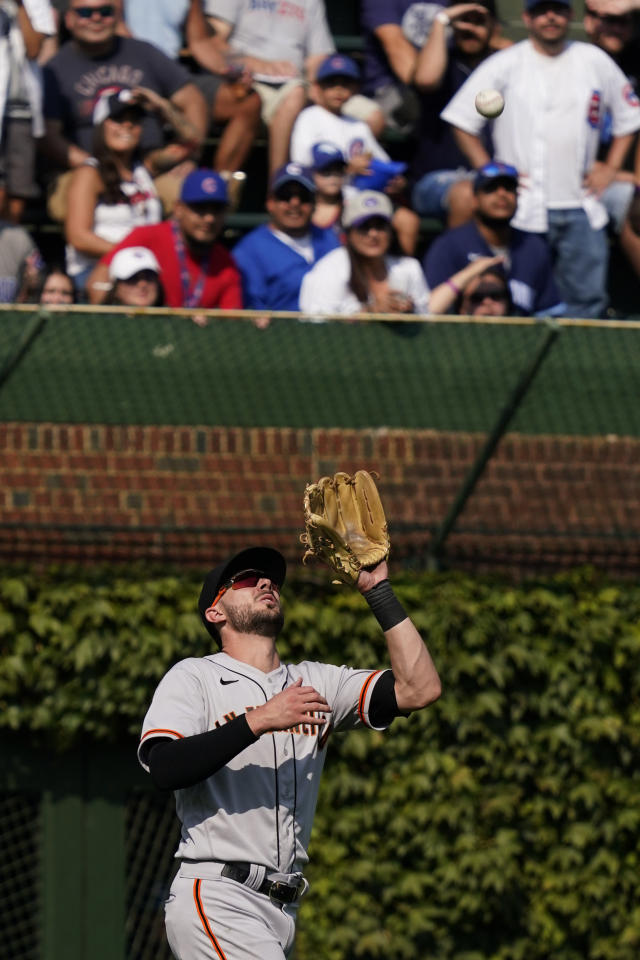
[353,216,390,233]
[120,270,158,284]
[72,5,115,18]
[479,178,518,194]
[209,569,280,609]
[316,163,347,176]
[109,111,143,125]
[585,7,632,23]
[274,186,313,203]
[468,285,509,305]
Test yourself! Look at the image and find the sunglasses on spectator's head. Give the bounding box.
[209,569,280,609]
[72,5,115,18]
[468,285,509,304]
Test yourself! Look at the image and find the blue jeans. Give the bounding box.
[545,208,608,318]
[411,168,473,219]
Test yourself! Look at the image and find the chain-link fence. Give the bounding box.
[1,308,640,575]
[125,791,179,960]
[1,793,41,960]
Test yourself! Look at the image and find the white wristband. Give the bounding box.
[435,10,450,25]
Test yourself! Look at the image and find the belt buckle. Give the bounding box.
[268,880,296,904]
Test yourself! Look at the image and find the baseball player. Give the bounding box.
[138,545,441,960]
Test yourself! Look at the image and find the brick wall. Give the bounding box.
[1,423,639,575]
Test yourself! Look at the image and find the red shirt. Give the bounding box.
[102,221,243,309]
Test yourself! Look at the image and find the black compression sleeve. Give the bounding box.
[146,714,258,790]
[369,669,400,727]
[363,580,408,632]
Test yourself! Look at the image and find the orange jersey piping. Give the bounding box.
[193,879,227,960]
[358,670,381,725]
[139,727,184,743]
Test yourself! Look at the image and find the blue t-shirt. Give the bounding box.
[411,56,481,179]
[360,0,445,93]
[232,223,340,310]
[423,219,565,317]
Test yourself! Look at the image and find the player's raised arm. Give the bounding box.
[300,470,442,713]
[357,560,442,712]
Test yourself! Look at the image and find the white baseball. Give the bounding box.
[475,89,505,119]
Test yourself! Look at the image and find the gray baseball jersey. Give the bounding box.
[138,652,389,874]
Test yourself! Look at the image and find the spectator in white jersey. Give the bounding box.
[441,0,640,317]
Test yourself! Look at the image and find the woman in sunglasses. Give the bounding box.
[64,89,163,296]
[299,190,430,317]
[459,266,514,316]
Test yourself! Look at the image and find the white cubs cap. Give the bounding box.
[342,190,393,229]
[109,247,160,281]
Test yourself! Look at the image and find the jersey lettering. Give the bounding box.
[74,66,145,98]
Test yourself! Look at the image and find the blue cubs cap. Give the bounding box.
[474,161,519,192]
[352,158,407,192]
[316,54,361,83]
[180,169,228,205]
[270,162,316,194]
[311,142,347,171]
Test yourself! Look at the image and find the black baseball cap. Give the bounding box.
[198,547,287,637]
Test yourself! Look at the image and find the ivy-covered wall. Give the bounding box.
[2,565,640,959]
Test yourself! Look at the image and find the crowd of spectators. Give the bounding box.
[1,0,640,319]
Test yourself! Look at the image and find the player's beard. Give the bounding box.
[224,601,285,639]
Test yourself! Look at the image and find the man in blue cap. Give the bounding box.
[441,0,640,317]
[423,161,566,316]
[232,162,340,314]
[88,168,242,309]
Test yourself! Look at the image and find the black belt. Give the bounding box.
[221,862,304,904]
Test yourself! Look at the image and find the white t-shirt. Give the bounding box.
[290,104,390,167]
[299,245,430,316]
[208,0,334,76]
[66,160,163,278]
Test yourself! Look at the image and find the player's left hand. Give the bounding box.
[584,161,616,198]
[357,559,389,594]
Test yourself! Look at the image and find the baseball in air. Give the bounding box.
[475,89,505,118]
